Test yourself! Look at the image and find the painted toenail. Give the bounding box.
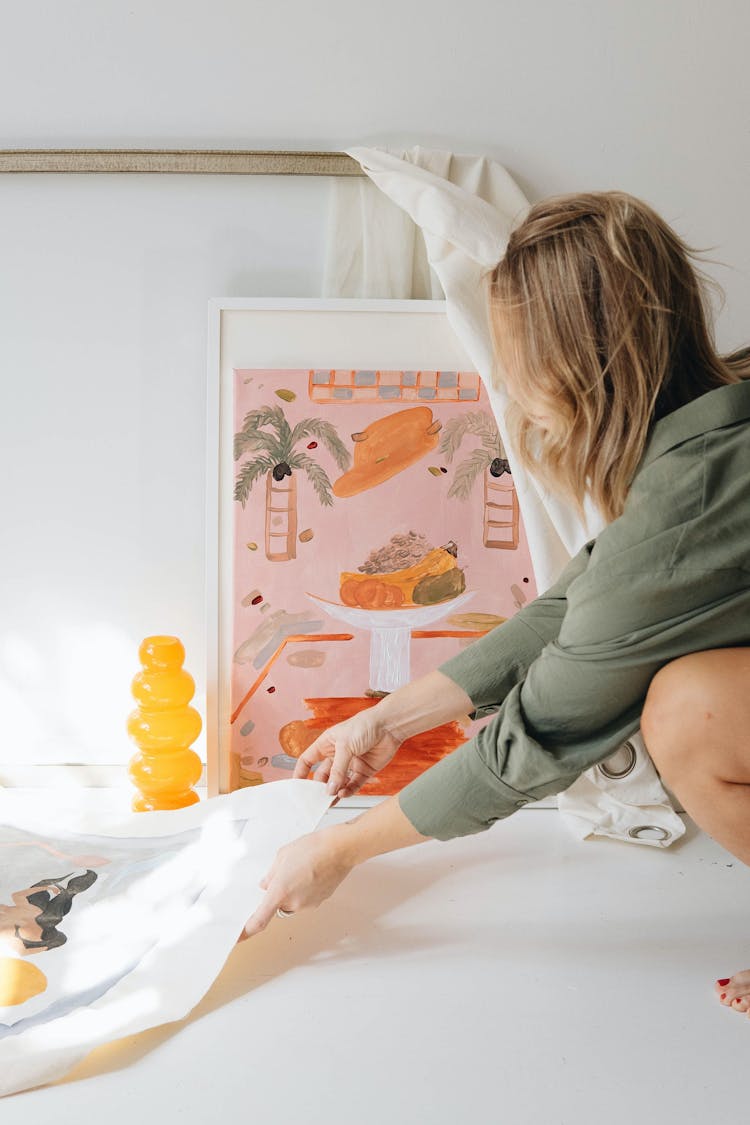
[721,993,726,999]
[718,978,730,986]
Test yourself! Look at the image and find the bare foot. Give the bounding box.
[715,971,750,1014]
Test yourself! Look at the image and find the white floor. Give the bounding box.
[3,802,749,1125]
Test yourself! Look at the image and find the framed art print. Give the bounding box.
[206,300,538,802]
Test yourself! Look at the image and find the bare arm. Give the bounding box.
[335,792,432,863]
[374,669,475,744]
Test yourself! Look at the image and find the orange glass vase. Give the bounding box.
[126,635,203,811]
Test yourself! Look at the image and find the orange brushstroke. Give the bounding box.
[231,633,353,724]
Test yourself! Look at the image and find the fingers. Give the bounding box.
[315,760,333,786]
[293,714,384,790]
[293,734,333,779]
[259,854,277,891]
[241,893,280,939]
[326,740,355,796]
[292,748,318,779]
[242,867,285,939]
[336,760,373,799]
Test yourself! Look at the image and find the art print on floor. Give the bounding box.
[229,365,537,794]
[0,781,333,1097]
[0,823,205,1025]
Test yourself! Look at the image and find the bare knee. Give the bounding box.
[641,653,722,774]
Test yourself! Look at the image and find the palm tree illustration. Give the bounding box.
[438,411,520,550]
[234,405,351,561]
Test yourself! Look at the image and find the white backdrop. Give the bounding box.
[0,0,747,776]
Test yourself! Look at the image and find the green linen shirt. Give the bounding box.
[397,378,750,841]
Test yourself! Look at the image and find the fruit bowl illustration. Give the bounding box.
[304,589,475,693]
[307,534,476,692]
[338,540,465,609]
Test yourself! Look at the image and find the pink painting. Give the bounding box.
[229,368,538,796]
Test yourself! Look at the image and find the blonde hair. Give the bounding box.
[489,190,750,524]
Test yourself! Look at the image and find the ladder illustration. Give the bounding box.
[483,471,519,549]
[265,472,298,561]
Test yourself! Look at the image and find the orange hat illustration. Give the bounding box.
[332,407,442,498]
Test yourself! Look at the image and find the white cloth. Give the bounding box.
[557,730,684,849]
[324,144,684,849]
[0,780,333,1097]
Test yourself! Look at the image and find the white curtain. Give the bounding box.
[323,145,685,849]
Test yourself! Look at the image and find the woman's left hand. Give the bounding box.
[238,824,355,940]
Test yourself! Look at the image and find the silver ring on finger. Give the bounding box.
[276,907,295,919]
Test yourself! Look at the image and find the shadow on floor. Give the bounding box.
[56,811,717,1090]
[55,838,511,1087]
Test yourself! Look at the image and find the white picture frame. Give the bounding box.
[206,298,505,802]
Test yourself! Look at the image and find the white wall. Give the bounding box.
[1,0,748,775]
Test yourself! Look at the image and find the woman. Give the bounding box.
[241,191,750,1014]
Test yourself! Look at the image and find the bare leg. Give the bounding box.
[640,647,750,1015]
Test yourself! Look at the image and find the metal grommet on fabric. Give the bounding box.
[627,825,671,842]
[514,799,529,807]
[598,739,638,780]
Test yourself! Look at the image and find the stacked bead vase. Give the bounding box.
[126,635,203,811]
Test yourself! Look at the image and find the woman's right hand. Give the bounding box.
[292,707,402,799]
